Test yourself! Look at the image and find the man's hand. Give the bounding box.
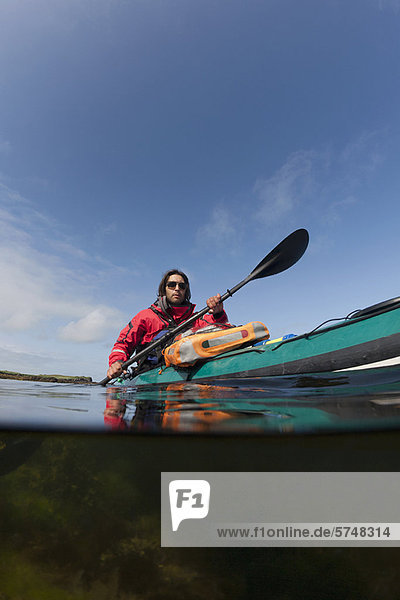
[107,361,125,380]
[206,293,224,315]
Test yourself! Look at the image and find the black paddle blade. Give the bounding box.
[249,228,309,280]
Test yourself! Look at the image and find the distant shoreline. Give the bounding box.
[0,370,93,384]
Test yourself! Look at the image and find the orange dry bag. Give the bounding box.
[163,322,269,367]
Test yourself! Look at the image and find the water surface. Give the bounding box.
[2,365,400,434]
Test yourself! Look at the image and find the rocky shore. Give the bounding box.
[0,370,93,384]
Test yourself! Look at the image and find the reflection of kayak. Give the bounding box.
[117,297,400,387]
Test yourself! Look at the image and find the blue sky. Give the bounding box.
[1,0,400,381]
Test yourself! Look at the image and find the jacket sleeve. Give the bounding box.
[108,313,147,366]
[194,309,229,328]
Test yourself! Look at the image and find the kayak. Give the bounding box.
[116,297,400,387]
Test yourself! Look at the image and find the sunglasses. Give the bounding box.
[166,281,187,290]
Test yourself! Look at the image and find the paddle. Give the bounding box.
[99,228,309,386]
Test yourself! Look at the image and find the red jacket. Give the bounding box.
[109,302,228,366]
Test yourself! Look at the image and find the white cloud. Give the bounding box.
[339,131,384,180]
[0,344,58,375]
[0,240,98,332]
[196,132,382,253]
[0,183,125,342]
[0,341,107,379]
[59,307,123,343]
[196,204,241,249]
[322,195,358,226]
[254,150,317,225]
[48,240,91,261]
[253,131,385,228]
[377,0,400,12]
[0,138,11,155]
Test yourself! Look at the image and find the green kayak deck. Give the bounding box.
[116,297,400,387]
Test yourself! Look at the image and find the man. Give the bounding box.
[107,269,228,379]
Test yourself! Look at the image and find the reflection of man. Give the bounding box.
[103,389,128,431]
[103,385,236,433]
[107,269,228,379]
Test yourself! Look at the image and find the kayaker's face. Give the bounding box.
[165,275,187,306]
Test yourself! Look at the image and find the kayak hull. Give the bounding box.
[118,299,400,387]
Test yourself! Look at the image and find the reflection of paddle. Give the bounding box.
[99,228,309,386]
